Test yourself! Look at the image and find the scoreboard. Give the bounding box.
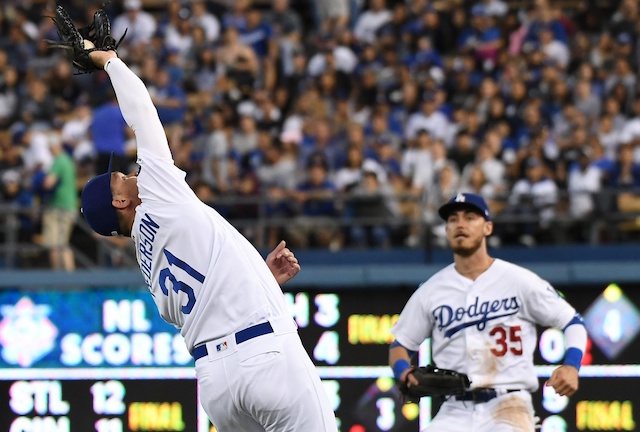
[0,283,638,432]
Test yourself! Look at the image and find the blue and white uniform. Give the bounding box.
[392,258,583,432]
[104,57,337,432]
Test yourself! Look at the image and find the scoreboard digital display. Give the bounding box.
[0,283,638,432]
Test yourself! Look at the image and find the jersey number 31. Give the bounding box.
[159,249,204,314]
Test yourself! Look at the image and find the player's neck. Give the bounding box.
[453,251,495,281]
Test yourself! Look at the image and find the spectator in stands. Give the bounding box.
[299,117,342,173]
[112,0,158,48]
[539,25,569,70]
[41,133,77,271]
[405,91,450,142]
[61,102,94,164]
[347,168,396,248]
[147,68,187,127]
[449,130,476,174]
[231,113,259,161]
[241,8,277,89]
[1,169,35,244]
[217,25,259,93]
[312,0,350,33]
[567,148,603,241]
[606,143,640,189]
[20,78,56,131]
[504,157,559,246]
[459,163,501,210]
[164,8,196,58]
[425,162,461,247]
[287,152,340,249]
[190,0,221,44]
[89,88,130,174]
[353,0,391,45]
[573,79,601,122]
[0,64,19,129]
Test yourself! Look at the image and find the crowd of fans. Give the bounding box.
[0,0,637,262]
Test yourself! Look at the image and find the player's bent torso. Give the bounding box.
[393,259,575,392]
[131,153,289,351]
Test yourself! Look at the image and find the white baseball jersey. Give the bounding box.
[105,58,338,431]
[105,58,289,351]
[392,258,576,392]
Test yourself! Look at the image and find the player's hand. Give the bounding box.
[401,367,419,387]
[266,240,301,286]
[545,365,579,397]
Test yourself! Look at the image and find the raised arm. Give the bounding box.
[90,50,172,160]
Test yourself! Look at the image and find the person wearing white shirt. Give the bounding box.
[404,93,451,142]
[598,115,622,160]
[112,0,158,47]
[567,150,602,219]
[307,45,358,76]
[353,0,392,44]
[539,27,569,69]
[507,157,558,245]
[190,0,221,43]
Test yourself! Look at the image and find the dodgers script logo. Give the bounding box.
[434,296,520,338]
[0,297,58,366]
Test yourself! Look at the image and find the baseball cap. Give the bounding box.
[81,154,121,236]
[124,0,142,10]
[438,193,491,221]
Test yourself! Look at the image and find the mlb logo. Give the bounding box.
[216,342,228,352]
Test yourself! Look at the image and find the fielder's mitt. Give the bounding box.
[399,365,471,401]
[46,5,125,73]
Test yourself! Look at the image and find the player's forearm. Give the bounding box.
[104,58,172,159]
[389,343,413,381]
[563,314,587,370]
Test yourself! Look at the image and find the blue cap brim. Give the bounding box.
[438,202,490,221]
[80,154,121,236]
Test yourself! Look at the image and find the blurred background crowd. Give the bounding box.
[0,0,636,270]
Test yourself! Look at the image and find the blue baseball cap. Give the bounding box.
[81,154,121,236]
[438,193,491,221]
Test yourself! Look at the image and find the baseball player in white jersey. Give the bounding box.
[79,49,337,431]
[389,193,587,432]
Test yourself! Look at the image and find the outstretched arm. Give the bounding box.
[89,50,171,160]
[266,240,300,286]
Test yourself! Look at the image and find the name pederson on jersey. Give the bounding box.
[104,57,289,353]
[131,149,290,351]
[391,259,576,392]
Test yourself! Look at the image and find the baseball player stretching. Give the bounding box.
[389,193,587,432]
[80,49,337,431]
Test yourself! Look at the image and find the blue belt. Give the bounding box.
[455,388,521,403]
[191,321,274,361]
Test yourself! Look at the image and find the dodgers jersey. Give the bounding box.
[106,58,289,351]
[392,259,576,392]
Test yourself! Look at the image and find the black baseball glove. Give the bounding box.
[46,5,126,73]
[399,365,471,402]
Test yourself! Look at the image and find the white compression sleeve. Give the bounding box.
[104,57,172,160]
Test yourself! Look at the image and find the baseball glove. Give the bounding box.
[46,6,125,73]
[399,365,471,401]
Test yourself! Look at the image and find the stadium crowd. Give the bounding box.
[0,0,637,263]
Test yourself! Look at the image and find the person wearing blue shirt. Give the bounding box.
[240,9,274,60]
[286,153,340,249]
[89,88,129,173]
